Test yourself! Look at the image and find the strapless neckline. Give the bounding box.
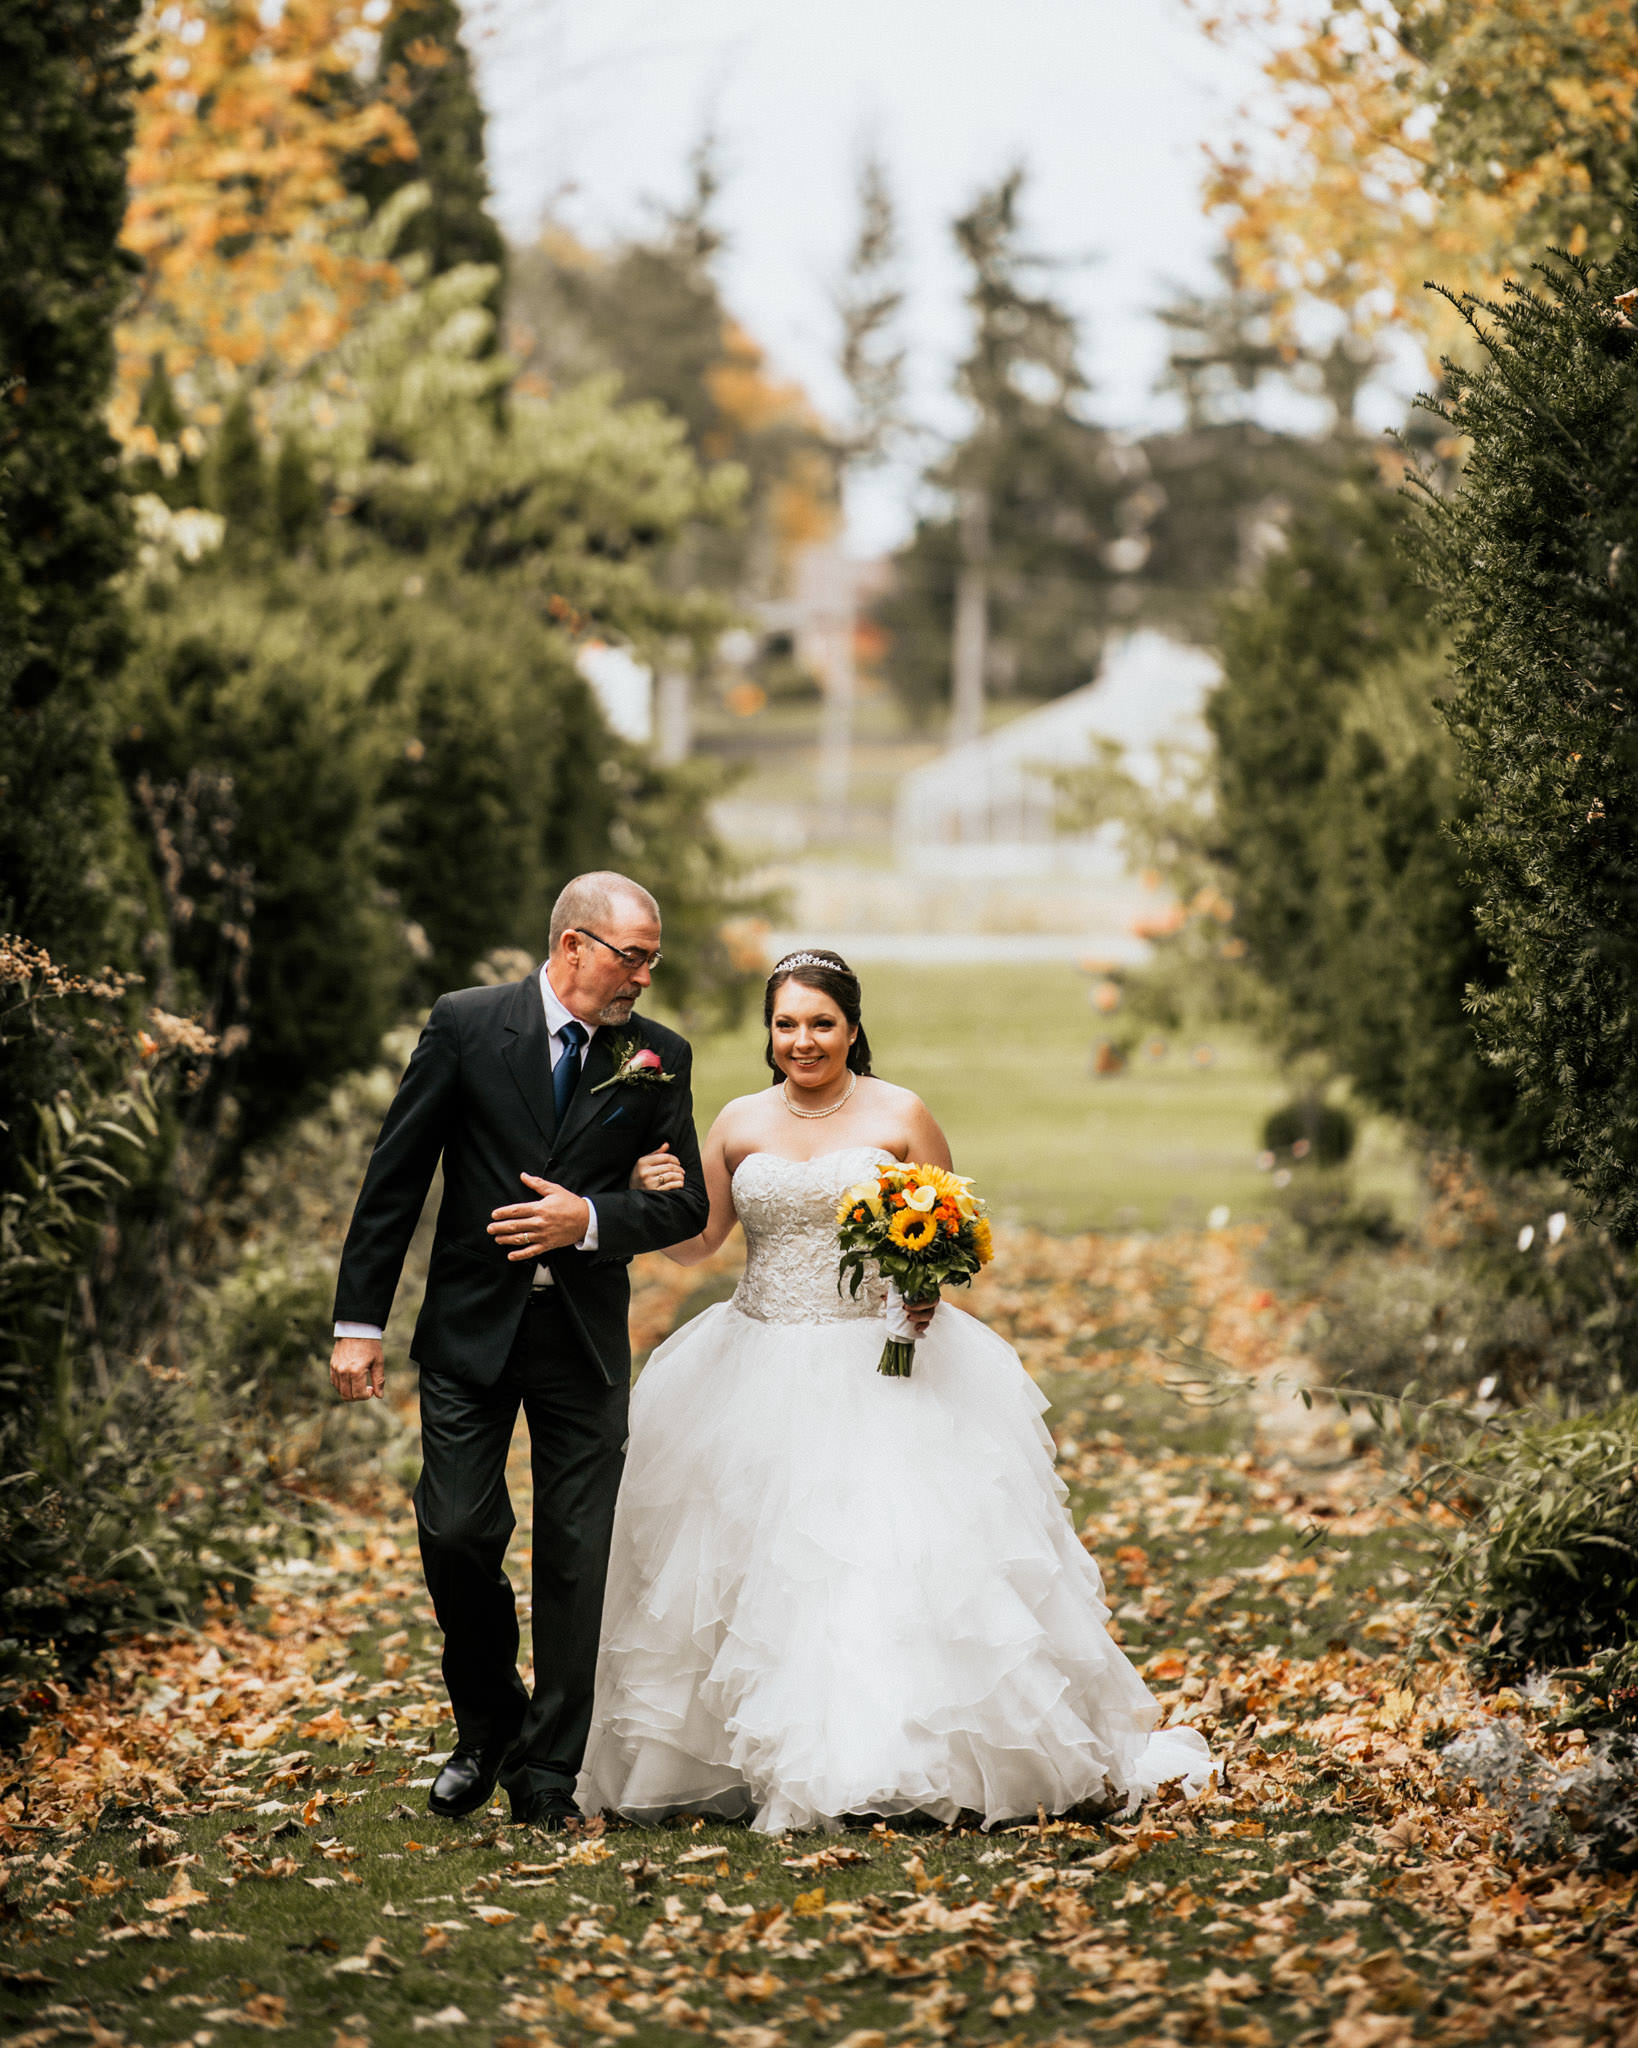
[730,1144,895,1185]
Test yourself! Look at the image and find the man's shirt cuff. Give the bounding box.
[335,1321,384,1341]
[578,1199,599,1253]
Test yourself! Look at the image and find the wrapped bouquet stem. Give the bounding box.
[836,1162,995,1377]
[881,1281,933,1378]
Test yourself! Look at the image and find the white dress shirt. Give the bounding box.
[333,967,599,1340]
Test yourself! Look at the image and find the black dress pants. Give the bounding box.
[414,1289,628,1802]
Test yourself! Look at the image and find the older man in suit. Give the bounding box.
[330,871,708,1827]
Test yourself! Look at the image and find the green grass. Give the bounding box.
[689,967,1296,1234]
[0,1757,1425,2048]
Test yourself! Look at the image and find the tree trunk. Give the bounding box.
[948,485,989,747]
[655,644,692,764]
[815,555,855,834]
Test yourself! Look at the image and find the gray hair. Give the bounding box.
[548,871,660,953]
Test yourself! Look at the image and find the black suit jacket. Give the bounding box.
[333,974,708,1387]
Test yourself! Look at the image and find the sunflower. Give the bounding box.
[970,1216,995,1265]
[889,1209,939,1252]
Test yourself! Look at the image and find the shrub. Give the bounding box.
[1448,1397,1638,1679]
[1293,1159,1638,1411]
[0,0,140,967]
[1261,1098,1355,1168]
[116,260,767,1153]
[1210,471,1539,1162]
[184,1026,428,1487]
[1418,223,1638,1235]
[0,943,297,1741]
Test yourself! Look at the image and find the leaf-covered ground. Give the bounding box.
[5,1228,1636,2048]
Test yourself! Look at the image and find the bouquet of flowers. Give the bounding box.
[836,1161,995,1377]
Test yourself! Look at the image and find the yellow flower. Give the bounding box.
[889,1210,939,1252]
[838,1181,884,1225]
[970,1217,995,1265]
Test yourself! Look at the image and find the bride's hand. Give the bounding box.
[907,1297,938,1336]
[630,1141,686,1192]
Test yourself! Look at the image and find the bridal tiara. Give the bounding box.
[772,951,854,976]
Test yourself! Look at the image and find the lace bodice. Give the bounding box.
[730,1147,892,1325]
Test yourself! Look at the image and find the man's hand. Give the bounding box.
[331,1335,385,1402]
[489,1174,593,1260]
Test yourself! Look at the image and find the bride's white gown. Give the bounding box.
[578,1147,1213,1834]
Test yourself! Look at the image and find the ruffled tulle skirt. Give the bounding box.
[578,1299,1213,1834]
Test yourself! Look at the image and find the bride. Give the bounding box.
[576,950,1213,1834]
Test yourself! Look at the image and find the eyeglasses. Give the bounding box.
[574,928,663,973]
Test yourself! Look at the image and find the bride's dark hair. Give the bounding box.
[764,950,874,1080]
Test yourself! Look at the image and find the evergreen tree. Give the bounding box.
[0,0,140,961]
[1155,252,1289,432]
[876,169,1125,728]
[117,258,754,1149]
[350,0,504,305]
[833,154,907,472]
[507,143,835,607]
[1210,472,1537,1157]
[1133,254,1352,629]
[208,393,267,535]
[1419,230,1638,1235]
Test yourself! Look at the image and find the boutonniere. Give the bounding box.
[590,1037,676,1094]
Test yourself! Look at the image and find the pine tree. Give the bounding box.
[877,168,1125,729]
[351,0,504,303]
[507,140,837,608]
[0,0,140,960]
[209,393,267,535]
[1155,252,1289,433]
[834,155,906,472]
[1419,229,1638,1235]
[815,153,907,824]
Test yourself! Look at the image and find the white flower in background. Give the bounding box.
[1517,1224,1535,1251]
[132,493,225,576]
[1547,1211,1568,1244]
[171,507,226,561]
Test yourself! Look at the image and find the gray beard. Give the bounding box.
[597,996,638,1026]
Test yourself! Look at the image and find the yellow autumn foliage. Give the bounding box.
[117,0,417,438]
[1193,0,1638,367]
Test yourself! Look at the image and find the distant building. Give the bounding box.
[762,631,1221,966]
[894,630,1218,871]
[576,641,653,744]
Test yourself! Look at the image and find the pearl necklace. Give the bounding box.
[782,1071,858,1120]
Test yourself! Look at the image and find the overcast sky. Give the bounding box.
[465,0,1343,552]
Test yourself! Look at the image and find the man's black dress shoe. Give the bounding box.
[427,1738,514,1819]
[510,1789,580,1830]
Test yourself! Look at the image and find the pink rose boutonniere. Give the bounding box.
[590,1037,676,1094]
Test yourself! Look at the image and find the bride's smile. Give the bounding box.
[771,981,856,1107]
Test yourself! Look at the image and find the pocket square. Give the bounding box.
[601,1106,627,1126]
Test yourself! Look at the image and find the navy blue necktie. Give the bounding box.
[553,1020,586,1123]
